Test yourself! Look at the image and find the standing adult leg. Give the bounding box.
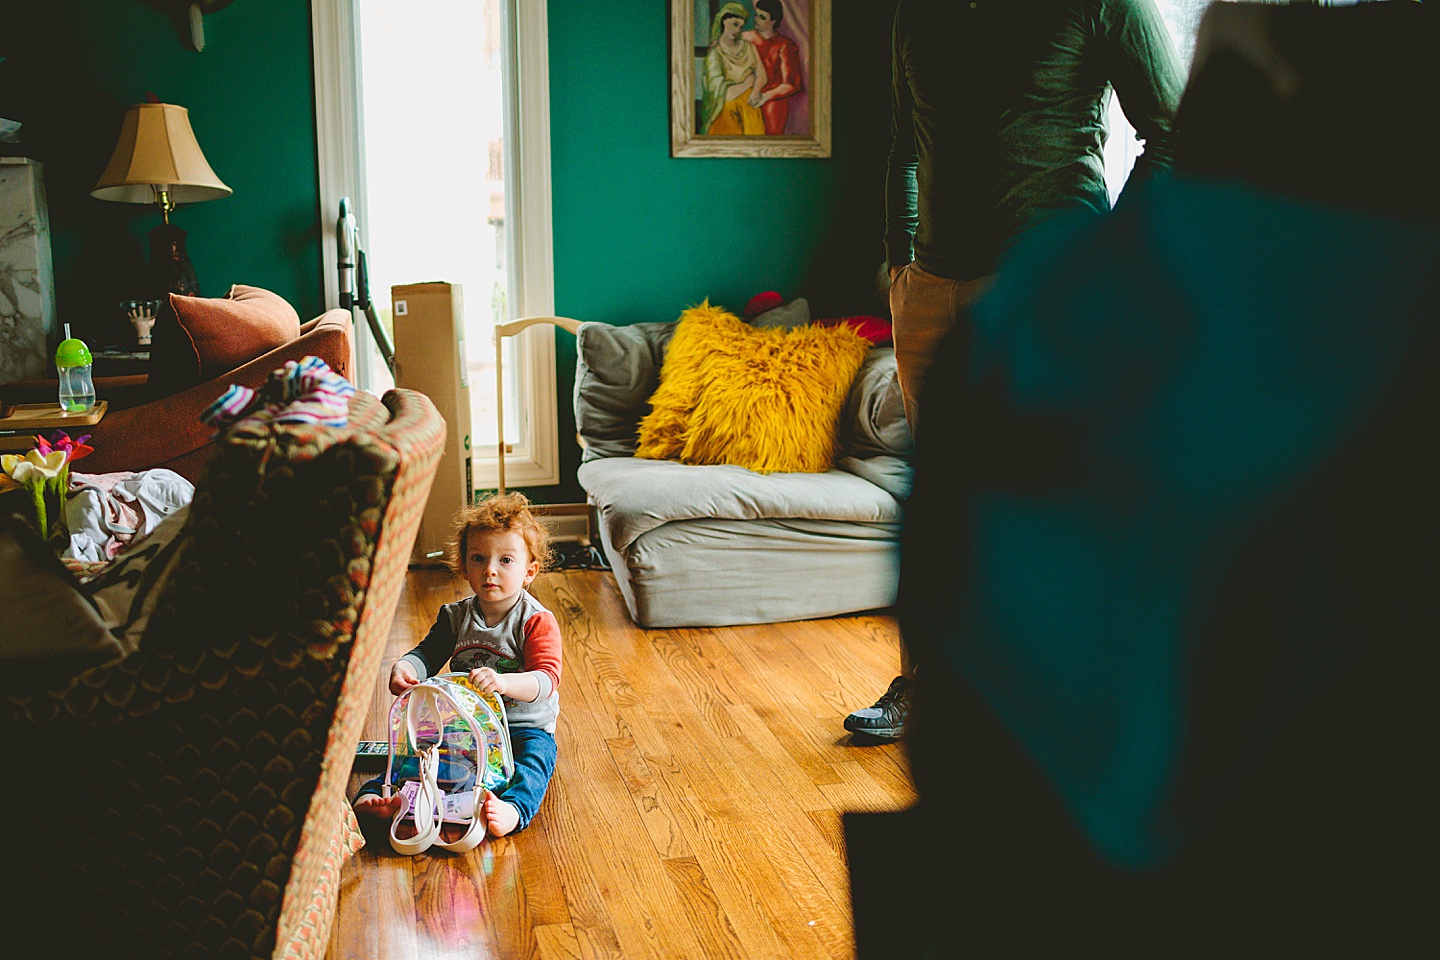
[844,263,992,742]
[889,263,993,440]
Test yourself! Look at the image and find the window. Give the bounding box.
[1103,0,1214,200]
[312,0,560,490]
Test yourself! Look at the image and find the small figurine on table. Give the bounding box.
[127,300,159,346]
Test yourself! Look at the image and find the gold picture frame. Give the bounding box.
[671,0,831,158]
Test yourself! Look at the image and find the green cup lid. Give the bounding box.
[56,338,93,368]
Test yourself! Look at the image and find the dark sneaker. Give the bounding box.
[844,676,913,742]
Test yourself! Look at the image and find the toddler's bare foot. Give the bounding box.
[481,790,520,837]
[354,793,402,821]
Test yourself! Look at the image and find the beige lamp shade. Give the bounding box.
[91,103,232,204]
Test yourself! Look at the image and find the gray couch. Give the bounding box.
[573,319,913,628]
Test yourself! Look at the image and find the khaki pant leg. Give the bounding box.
[890,265,992,680]
[890,265,994,439]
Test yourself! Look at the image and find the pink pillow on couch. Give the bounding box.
[174,284,302,379]
[148,285,302,395]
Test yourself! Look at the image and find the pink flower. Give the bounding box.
[40,430,95,462]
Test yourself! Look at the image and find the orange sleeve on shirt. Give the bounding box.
[522,611,563,692]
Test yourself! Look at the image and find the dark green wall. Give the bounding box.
[4,0,322,348]
[548,1,895,324]
[5,0,896,501]
[545,0,897,501]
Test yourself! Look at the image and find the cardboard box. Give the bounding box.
[391,282,472,565]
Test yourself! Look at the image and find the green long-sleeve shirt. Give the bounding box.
[885,0,1184,281]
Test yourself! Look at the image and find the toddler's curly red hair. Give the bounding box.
[447,492,553,578]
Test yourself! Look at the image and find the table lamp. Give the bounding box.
[91,102,231,298]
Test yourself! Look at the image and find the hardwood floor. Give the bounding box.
[327,566,915,960]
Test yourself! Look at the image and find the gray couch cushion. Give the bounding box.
[574,320,677,462]
[596,515,901,628]
[836,455,913,502]
[749,297,811,330]
[578,455,903,552]
[839,347,914,460]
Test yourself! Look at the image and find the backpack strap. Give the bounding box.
[426,677,498,854]
[388,683,447,855]
[380,687,410,796]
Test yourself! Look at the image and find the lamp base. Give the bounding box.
[147,222,199,298]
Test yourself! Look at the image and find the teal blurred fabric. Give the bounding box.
[900,172,1437,877]
[860,4,1439,955]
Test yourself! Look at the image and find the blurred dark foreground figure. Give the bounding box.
[848,1,1439,954]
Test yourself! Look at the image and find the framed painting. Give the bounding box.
[671,0,831,158]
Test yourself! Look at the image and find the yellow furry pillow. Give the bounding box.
[635,300,871,474]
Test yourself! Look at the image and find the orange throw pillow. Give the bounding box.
[169,284,302,381]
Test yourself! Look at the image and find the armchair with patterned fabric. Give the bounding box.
[1,386,445,959]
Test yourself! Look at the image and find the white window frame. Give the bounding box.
[310,0,561,489]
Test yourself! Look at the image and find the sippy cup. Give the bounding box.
[56,324,95,414]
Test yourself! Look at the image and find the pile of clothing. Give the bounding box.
[64,357,355,565]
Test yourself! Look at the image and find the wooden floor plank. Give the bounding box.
[605,735,694,860]
[507,807,574,928]
[723,702,839,812]
[529,775,626,960]
[328,568,917,960]
[329,852,423,960]
[721,704,861,902]
[326,848,381,960]
[531,614,714,960]
[804,808,849,863]
[661,855,752,960]
[409,852,504,958]
[533,923,584,960]
[676,626,847,789]
[702,622,901,785]
[818,759,908,814]
[846,742,918,809]
[639,709,847,959]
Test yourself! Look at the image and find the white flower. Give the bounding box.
[2,449,67,483]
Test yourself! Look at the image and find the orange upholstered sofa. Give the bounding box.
[1,290,354,481]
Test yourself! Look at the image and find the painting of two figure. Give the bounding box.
[671,0,831,158]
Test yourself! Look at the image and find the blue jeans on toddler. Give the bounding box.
[356,726,557,833]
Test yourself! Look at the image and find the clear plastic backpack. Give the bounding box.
[383,673,514,854]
